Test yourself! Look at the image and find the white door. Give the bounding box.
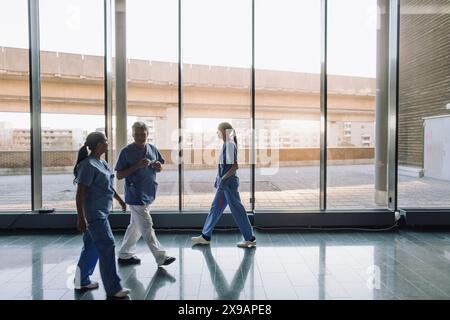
[424,116,450,181]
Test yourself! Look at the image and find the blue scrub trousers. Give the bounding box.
[202,175,254,241]
[76,215,122,296]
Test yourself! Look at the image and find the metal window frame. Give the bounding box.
[251,0,256,212]
[387,0,400,212]
[28,0,42,211]
[178,0,184,212]
[105,0,113,163]
[114,0,127,197]
[320,0,328,211]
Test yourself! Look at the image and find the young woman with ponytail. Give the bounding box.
[73,131,130,299]
[192,122,256,248]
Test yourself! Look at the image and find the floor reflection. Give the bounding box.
[124,267,177,300]
[192,245,255,299]
[1,230,450,300]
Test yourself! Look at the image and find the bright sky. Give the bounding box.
[0,0,377,129]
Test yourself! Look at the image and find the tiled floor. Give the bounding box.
[1,229,450,300]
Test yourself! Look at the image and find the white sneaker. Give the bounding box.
[237,239,256,248]
[74,281,99,290]
[112,288,130,298]
[191,235,210,245]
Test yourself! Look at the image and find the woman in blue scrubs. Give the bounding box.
[73,132,130,299]
[192,122,256,248]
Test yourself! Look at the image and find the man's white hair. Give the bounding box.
[132,121,149,135]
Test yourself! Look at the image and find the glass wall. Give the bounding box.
[39,0,105,209]
[126,0,179,210]
[398,0,450,208]
[4,0,450,218]
[182,0,252,210]
[0,0,31,211]
[327,0,381,209]
[255,0,321,210]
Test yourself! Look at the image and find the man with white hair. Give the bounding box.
[115,121,175,267]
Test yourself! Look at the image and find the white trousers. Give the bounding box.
[118,204,166,264]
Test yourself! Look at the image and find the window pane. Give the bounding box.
[327,0,382,209]
[255,0,321,210]
[40,0,105,209]
[125,0,179,210]
[127,0,178,210]
[182,0,252,210]
[398,0,450,208]
[0,0,31,211]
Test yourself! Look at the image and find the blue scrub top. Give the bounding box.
[75,156,115,218]
[115,143,165,205]
[218,140,237,178]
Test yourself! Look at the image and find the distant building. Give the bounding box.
[9,128,86,150]
[0,122,13,150]
[328,121,374,147]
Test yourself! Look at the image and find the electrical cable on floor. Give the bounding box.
[3,212,399,233]
[253,223,400,232]
[120,221,400,233]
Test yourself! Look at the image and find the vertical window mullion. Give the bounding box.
[388,0,400,212]
[28,0,42,211]
[104,0,113,164]
[251,0,255,212]
[178,0,183,212]
[320,0,328,211]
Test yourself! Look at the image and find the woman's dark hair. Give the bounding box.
[73,132,106,181]
[218,122,238,148]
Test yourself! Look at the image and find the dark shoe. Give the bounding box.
[158,256,176,267]
[118,256,141,266]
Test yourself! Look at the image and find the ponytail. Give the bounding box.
[218,122,238,149]
[73,145,89,182]
[73,131,107,183]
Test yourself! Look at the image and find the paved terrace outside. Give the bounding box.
[1,164,450,211]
